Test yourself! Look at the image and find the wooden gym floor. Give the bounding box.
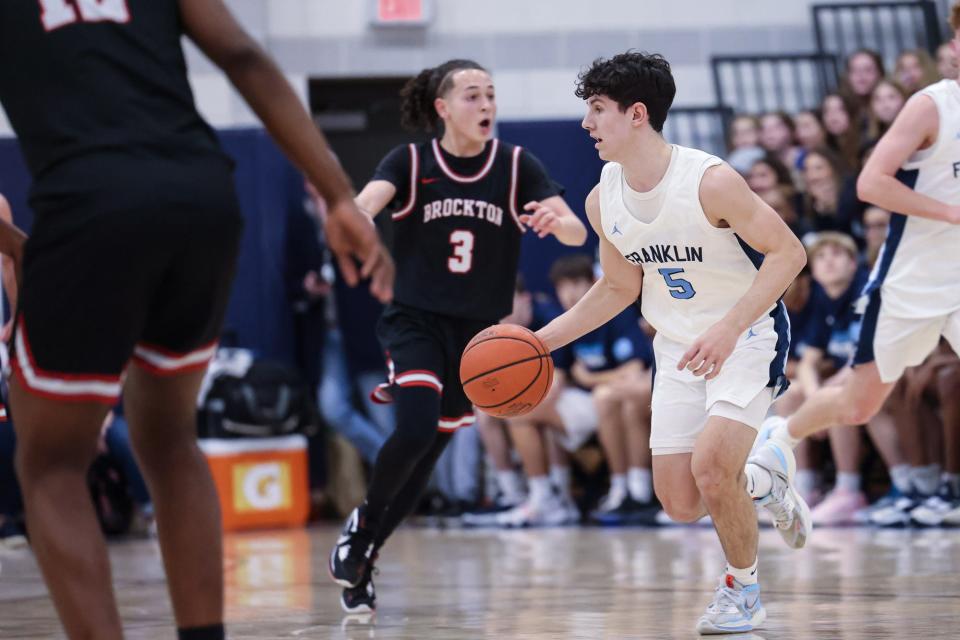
[0,524,958,639]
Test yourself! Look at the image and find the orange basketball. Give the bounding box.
[460,324,554,418]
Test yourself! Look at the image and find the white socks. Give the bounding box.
[628,467,653,503]
[888,464,912,495]
[726,558,758,587]
[775,420,802,449]
[528,476,553,507]
[794,469,818,497]
[912,464,941,496]
[744,464,774,499]
[550,465,572,501]
[835,472,861,493]
[495,469,525,503]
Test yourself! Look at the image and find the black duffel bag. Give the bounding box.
[199,360,320,438]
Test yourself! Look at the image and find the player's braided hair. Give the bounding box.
[400,59,487,132]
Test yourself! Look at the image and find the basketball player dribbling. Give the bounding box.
[534,52,810,634]
[756,3,960,508]
[0,1,392,639]
[327,59,587,615]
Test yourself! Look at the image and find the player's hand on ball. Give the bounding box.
[677,322,739,380]
[520,201,561,238]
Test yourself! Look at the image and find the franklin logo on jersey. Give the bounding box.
[623,244,704,266]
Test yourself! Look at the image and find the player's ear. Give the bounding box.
[434,96,449,121]
[630,102,648,128]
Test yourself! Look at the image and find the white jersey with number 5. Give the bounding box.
[598,144,788,347]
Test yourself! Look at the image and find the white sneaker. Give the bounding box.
[494,497,570,528]
[751,415,786,455]
[748,438,812,549]
[695,575,766,635]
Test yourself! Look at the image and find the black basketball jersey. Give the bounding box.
[0,0,227,203]
[377,138,558,322]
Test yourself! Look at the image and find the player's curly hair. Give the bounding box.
[575,51,676,132]
[400,59,488,132]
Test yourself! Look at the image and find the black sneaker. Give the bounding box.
[329,507,376,588]
[589,491,631,525]
[341,559,377,614]
[622,498,662,526]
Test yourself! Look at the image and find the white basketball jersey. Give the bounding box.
[866,79,960,318]
[599,145,776,345]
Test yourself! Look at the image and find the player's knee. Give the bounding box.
[393,386,443,452]
[658,493,704,523]
[691,458,741,500]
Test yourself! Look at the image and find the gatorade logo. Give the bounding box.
[233,462,292,512]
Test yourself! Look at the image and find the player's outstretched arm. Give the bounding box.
[678,164,806,378]
[536,186,641,351]
[179,0,394,301]
[520,196,588,246]
[355,181,398,219]
[858,94,960,224]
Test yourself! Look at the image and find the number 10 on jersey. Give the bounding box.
[38,0,130,32]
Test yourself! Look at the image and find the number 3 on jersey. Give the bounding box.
[38,0,130,32]
[658,268,696,299]
[448,230,474,274]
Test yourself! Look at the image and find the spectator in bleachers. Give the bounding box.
[866,79,908,144]
[759,111,801,170]
[861,205,891,267]
[725,114,765,175]
[747,153,795,195]
[841,48,885,112]
[936,42,959,80]
[801,147,860,238]
[758,186,806,237]
[821,92,862,171]
[894,49,941,94]
[794,109,828,161]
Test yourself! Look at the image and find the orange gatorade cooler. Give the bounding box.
[199,435,310,532]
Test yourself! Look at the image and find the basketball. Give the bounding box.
[460,324,554,418]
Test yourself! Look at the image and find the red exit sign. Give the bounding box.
[371,0,433,26]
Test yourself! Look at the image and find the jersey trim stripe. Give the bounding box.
[863,169,915,296]
[131,341,218,376]
[507,146,526,233]
[394,370,443,392]
[438,412,476,432]
[12,319,122,403]
[392,144,420,220]
[431,138,499,183]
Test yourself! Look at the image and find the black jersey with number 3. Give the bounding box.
[374,138,562,321]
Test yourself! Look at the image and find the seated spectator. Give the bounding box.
[800,147,861,239]
[861,205,890,267]
[466,278,564,520]
[894,49,940,94]
[793,109,828,167]
[758,185,808,239]
[725,114,765,175]
[936,42,959,80]
[747,153,795,195]
[820,92,862,171]
[865,79,908,145]
[759,111,801,171]
[841,48,885,114]
[99,408,155,536]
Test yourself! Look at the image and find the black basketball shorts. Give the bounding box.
[10,166,243,405]
[370,303,489,432]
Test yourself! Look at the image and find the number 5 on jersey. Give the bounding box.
[38,0,130,32]
[658,267,696,299]
[448,230,474,274]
